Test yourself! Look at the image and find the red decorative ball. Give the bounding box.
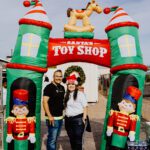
[103,8,111,14]
[23,1,30,7]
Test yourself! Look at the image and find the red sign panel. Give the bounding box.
[47,38,111,67]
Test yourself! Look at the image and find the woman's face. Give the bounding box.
[67,83,76,92]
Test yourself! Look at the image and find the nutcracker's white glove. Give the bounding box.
[106,127,113,136]
[6,135,14,143]
[28,134,36,143]
[128,131,135,141]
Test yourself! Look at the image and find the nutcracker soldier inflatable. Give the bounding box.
[4,0,52,150]
[101,7,147,150]
[6,89,36,143]
[106,86,141,149]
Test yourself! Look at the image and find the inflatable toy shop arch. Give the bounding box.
[4,0,148,150]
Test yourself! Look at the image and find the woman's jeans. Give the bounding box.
[65,114,85,150]
[46,119,63,150]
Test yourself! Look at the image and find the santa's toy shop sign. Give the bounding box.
[47,38,111,67]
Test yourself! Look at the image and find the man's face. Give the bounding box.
[118,99,135,114]
[53,72,63,84]
[12,105,29,116]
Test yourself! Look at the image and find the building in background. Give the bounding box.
[144,66,150,97]
[0,58,9,105]
[0,58,9,149]
[98,66,110,96]
[44,62,100,103]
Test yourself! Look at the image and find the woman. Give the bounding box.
[64,74,88,150]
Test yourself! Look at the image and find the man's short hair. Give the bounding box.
[53,69,62,76]
[53,70,62,76]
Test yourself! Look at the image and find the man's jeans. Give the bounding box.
[46,119,63,150]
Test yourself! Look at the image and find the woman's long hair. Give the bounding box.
[64,88,78,108]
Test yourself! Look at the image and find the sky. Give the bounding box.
[0,0,150,65]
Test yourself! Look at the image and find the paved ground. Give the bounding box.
[41,93,148,150]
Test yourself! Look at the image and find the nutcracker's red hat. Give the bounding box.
[13,89,29,105]
[123,86,142,104]
[66,74,78,85]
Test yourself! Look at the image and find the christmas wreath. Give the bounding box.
[64,65,86,85]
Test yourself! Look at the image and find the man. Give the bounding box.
[43,70,65,150]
